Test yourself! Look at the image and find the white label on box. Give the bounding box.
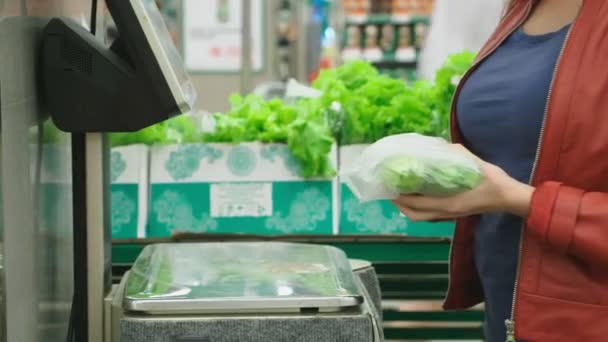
[210,183,273,218]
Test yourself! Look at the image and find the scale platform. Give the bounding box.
[111,242,383,342]
[124,242,364,315]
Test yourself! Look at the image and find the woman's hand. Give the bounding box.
[392,144,535,222]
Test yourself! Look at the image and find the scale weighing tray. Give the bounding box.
[123,242,364,315]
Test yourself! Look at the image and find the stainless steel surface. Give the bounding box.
[349,259,373,272]
[116,264,381,342]
[0,1,93,341]
[87,133,107,342]
[1,20,39,342]
[124,242,364,315]
[126,297,363,315]
[112,260,382,342]
[105,278,127,342]
[87,0,112,340]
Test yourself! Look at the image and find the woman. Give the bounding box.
[417,0,504,80]
[393,0,608,341]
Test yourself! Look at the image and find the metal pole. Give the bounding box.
[240,0,253,94]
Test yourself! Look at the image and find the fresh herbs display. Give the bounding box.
[107,52,475,179]
[203,94,336,179]
[109,115,201,147]
[311,51,475,143]
[311,60,436,144]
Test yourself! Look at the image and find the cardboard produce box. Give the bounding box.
[338,144,454,237]
[110,145,149,239]
[148,143,338,237]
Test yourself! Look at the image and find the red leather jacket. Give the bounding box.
[445,0,608,340]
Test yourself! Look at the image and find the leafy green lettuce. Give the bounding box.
[310,53,475,144]
[380,155,482,196]
[429,51,476,139]
[311,60,434,144]
[203,94,335,178]
[109,114,199,147]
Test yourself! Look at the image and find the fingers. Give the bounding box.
[394,194,453,212]
[393,194,466,219]
[391,200,448,222]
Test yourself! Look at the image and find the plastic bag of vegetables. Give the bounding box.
[341,133,483,202]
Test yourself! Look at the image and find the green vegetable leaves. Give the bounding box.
[310,52,475,143]
[202,94,298,144]
[312,61,425,145]
[430,51,477,139]
[380,155,482,196]
[203,94,335,178]
[106,52,475,179]
[109,114,200,147]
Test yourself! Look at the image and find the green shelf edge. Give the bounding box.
[345,15,431,25]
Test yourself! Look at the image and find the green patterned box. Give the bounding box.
[110,145,149,239]
[148,143,338,237]
[339,145,455,237]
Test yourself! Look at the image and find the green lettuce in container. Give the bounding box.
[110,114,200,147]
[341,133,483,202]
[202,94,336,179]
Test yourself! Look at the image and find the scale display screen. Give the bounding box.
[131,0,197,113]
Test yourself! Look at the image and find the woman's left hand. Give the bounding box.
[392,144,535,222]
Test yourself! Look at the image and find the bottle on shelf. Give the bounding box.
[341,25,364,61]
[395,25,416,62]
[363,24,383,62]
[380,24,396,53]
[414,22,428,48]
[391,0,411,22]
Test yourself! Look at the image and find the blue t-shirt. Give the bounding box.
[456,24,570,342]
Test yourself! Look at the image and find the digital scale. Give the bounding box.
[105,242,383,342]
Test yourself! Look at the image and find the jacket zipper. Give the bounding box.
[504,10,580,342]
[443,1,533,310]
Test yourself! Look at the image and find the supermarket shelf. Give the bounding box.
[372,58,417,68]
[345,14,431,25]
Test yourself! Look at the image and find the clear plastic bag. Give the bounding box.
[341,133,483,202]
